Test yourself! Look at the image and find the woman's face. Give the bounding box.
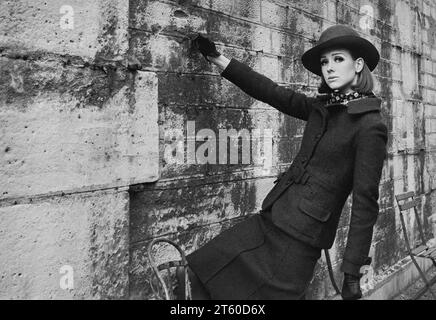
[320,48,363,93]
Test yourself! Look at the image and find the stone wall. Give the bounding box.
[0,0,158,299]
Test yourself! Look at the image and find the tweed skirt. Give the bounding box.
[185,210,321,300]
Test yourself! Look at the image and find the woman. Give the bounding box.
[179,24,388,300]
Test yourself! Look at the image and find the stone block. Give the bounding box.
[0,0,129,61]
[0,189,129,299]
[0,57,159,200]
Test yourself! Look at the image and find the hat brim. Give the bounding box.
[301,35,380,76]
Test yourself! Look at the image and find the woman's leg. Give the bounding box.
[243,212,321,300]
[185,214,267,300]
[245,236,321,300]
[183,212,320,300]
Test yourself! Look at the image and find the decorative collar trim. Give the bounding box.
[316,91,381,114]
[327,91,372,105]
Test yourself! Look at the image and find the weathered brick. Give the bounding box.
[394,1,415,49]
[425,104,436,118]
[428,133,436,149]
[198,0,262,22]
[260,0,288,28]
[400,51,419,97]
[423,88,436,104]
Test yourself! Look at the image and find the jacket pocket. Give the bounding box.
[284,196,333,241]
[302,175,343,213]
[298,197,333,222]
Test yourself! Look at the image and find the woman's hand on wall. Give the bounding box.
[191,34,230,71]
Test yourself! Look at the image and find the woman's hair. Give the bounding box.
[317,48,374,94]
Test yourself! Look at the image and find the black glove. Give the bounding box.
[192,34,221,63]
[341,273,362,300]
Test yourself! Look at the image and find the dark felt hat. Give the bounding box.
[301,24,380,76]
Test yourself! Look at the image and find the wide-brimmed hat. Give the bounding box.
[301,24,380,76]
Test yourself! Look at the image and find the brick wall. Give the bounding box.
[128,0,436,300]
[1,0,436,299]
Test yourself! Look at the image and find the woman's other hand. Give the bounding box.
[341,273,363,300]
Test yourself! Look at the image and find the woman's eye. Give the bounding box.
[335,57,344,62]
[320,60,327,65]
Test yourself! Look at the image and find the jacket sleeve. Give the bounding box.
[341,120,388,276]
[220,58,315,121]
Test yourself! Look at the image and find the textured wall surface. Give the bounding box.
[0,189,130,299]
[1,0,436,300]
[0,0,158,299]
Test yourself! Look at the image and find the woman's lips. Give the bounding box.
[328,77,338,82]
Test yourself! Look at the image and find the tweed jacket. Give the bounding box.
[220,58,388,276]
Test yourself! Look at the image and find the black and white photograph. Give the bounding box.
[1,0,436,305]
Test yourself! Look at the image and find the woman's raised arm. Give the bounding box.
[193,34,315,121]
[211,55,315,121]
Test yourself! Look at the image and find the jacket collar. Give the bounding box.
[316,94,382,114]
